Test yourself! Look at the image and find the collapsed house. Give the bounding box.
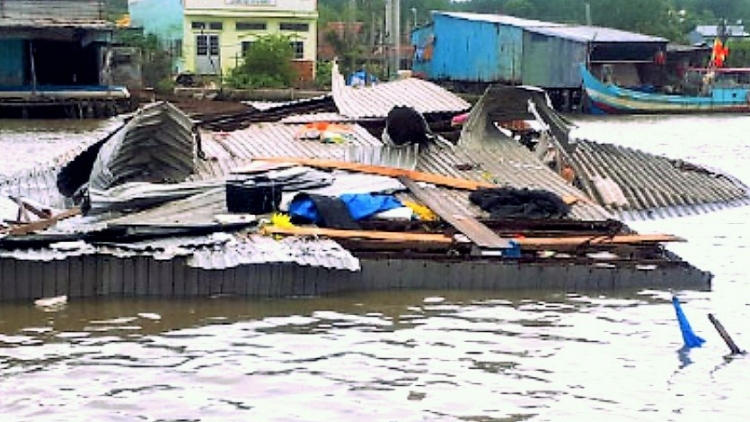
[2,63,749,300]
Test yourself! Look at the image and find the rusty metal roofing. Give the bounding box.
[331,61,471,119]
[570,140,750,220]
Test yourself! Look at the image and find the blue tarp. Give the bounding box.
[289,193,402,223]
[347,71,379,87]
[672,296,705,349]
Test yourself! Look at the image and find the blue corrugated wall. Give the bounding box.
[410,15,524,83]
[0,40,25,86]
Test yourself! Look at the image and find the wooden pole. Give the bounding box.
[708,313,744,355]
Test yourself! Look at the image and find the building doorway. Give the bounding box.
[195,34,220,75]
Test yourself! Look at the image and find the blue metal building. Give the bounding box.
[411,11,668,106]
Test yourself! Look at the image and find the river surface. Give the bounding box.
[1,114,750,421]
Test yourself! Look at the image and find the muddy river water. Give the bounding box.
[1,114,749,421]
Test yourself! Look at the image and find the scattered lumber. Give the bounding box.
[261,225,455,245]
[252,157,583,205]
[6,207,81,236]
[263,225,683,251]
[254,157,495,190]
[398,176,511,249]
[513,233,685,248]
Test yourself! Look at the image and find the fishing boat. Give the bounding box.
[579,63,750,114]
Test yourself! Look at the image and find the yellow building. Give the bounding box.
[182,0,318,82]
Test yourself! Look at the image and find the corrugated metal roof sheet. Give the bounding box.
[435,11,665,44]
[0,232,360,271]
[280,112,358,124]
[187,235,360,271]
[526,25,667,43]
[408,143,613,221]
[195,122,382,163]
[570,139,750,220]
[435,11,564,28]
[331,62,471,119]
[0,119,125,210]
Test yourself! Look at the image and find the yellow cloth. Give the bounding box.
[403,201,437,221]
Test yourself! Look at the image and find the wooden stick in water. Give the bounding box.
[708,313,744,355]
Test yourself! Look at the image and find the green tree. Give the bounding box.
[504,0,537,18]
[226,34,296,88]
[726,39,750,67]
[115,30,173,91]
[589,0,684,39]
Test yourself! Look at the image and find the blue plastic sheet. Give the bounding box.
[672,296,705,348]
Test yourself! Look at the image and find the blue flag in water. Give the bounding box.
[672,296,706,348]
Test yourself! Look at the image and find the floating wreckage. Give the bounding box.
[1,70,748,301]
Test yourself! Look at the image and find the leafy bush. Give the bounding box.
[315,60,333,88]
[226,34,297,88]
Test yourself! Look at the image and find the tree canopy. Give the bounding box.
[319,0,750,42]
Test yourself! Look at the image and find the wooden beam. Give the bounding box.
[514,233,686,248]
[253,156,496,190]
[261,225,455,244]
[7,207,81,236]
[263,225,683,249]
[252,157,583,205]
[398,176,511,249]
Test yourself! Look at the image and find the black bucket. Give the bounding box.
[226,180,281,214]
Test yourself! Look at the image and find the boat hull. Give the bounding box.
[580,64,750,114]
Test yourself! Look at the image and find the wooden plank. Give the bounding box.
[266,226,681,249]
[255,157,496,191]
[514,233,685,248]
[262,226,454,244]
[399,176,511,249]
[254,157,582,204]
[7,207,80,236]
